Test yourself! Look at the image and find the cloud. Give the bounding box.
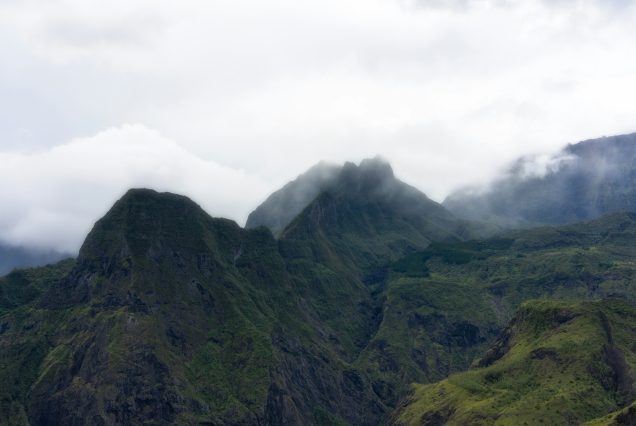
[0,0,636,250]
[0,124,269,252]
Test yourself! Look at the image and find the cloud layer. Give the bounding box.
[0,125,267,252]
[1,0,636,251]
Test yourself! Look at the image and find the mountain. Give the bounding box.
[0,188,394,425]
[246,161,341,235]
[444,132,636,226]
[0,243,70,276]
[280,157,477,273]
[0,159,480,425]
[247,157,482,243]
[3,155,636,424]
[346,211,636,412]
[392,299,636,425]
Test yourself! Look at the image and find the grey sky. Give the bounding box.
[1,0,635,252]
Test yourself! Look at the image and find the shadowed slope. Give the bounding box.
[0,189,388,425]
[246,161,341,235]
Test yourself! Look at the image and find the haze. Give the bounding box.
[1,0,636,252]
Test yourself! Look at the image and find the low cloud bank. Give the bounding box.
[0,124,269,252]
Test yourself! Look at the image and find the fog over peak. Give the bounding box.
[0,124,269,253]
[444,133,636,226]
[1,0,636,252]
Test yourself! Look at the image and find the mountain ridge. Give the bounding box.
[3,145,636,424]
[444,132,636,227]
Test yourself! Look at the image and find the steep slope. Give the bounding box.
[0,159,477,425]
[246,161,341,235]
[0,189,388,425]
[4,155,636,425]
[444,132,636,226]
[355,212,636,410]
[281,157,474,275]
[586,399,636,425]
[393,299,636,425]
[277,158,475,366]
[18,189,289,424]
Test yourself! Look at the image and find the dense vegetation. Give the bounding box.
[394,299,636,425]
[3,146,636,425]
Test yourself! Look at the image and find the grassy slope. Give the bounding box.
[0,189,389,425]
[394,299,636,425]
[3,190,636,424]
[585,399,636,425]
[0,259,76,424]
[0,190,304,424]
[356,213,636,412]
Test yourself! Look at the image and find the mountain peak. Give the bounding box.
[247,157,405,235]
[339,156,395,192]
[444,132,636,226]
[245,161,341,234]
[78,188,213,263]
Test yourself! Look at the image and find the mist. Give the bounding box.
[443,133,636,226]
[2,0,636,252]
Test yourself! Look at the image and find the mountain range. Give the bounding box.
[444,133,636,227]
[2,133,636,424]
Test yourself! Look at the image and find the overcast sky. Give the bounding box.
[1,0,636,253]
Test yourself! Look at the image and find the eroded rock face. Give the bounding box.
[4,188,395,425]
[8,149,636,425]
[246,162,342,236]
[266,328,386,425]
[392,300,636,426]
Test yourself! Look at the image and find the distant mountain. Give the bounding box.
[393,299,636,425]
[280,157,477,273]
[0,243,70,276]
[4,154,636,424]
[444,132,636,226]
[246,161,341,235]
[0,161,480,425]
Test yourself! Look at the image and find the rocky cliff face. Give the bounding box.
[0,188,391,425]
[4,153,636,424]
[246,161,341,235]
[393,299,636,425]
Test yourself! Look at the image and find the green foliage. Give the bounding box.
[3,188,636,425]
[395,299,636,425]
[0,259,74,316]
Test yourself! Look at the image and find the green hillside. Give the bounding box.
[0,158,479,425]
[393,299,636,425]
[2,158,636,424]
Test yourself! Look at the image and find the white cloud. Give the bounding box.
[1,0,636,250]
[0,124,268,252]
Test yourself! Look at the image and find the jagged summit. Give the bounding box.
[246,161,341,235]
[248,156,447,237]
[279,158,472,273]
[338,156,396,195]
[342,156,394,181]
